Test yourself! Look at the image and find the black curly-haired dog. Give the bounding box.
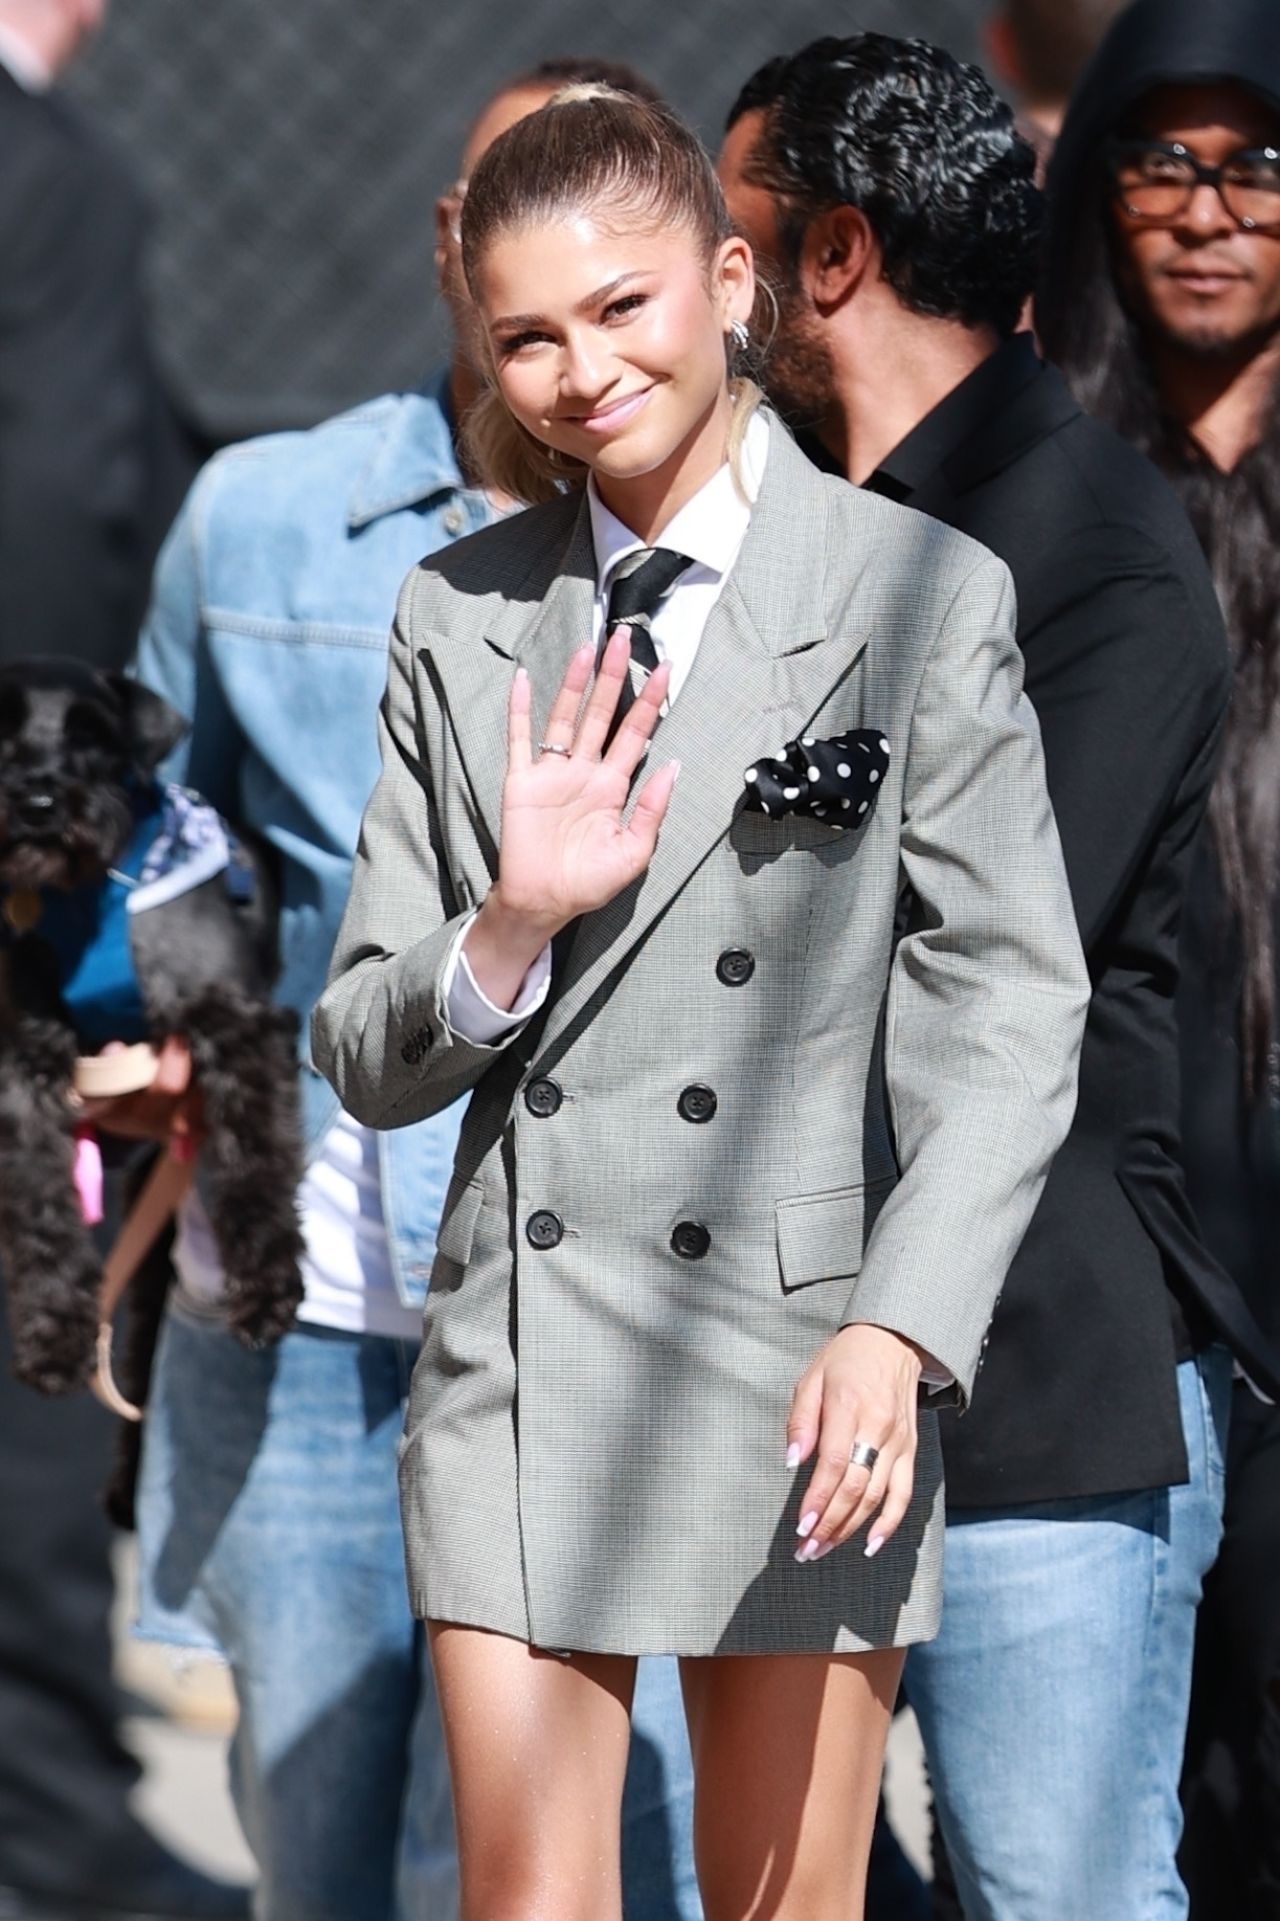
[0,657,305,1435]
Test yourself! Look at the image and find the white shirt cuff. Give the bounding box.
[441,911,552,1045]
[919,1358,956,1395]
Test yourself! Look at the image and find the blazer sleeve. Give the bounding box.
[310,572,511,1126]
[842,554,1090,1406]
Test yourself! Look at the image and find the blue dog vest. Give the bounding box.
[0,782,250,1052]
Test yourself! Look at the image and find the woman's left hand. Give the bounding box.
[786,1324,924,1562]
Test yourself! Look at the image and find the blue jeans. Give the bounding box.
[906,1349,1232,1921]
[135,1302,701,1921]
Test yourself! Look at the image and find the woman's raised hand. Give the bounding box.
[462,631,679,1011]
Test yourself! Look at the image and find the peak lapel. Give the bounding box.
[419,496,595,854]
[535,425,869,1061]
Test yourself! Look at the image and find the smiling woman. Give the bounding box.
[460,85,760,526]
[312,82,1089,1921]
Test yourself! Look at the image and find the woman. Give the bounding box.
[313,88,1087,1921]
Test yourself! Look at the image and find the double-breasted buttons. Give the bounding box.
[526,1210,564,1250]
[677,1083,717,1124]
[524,1076,563,1117]
[671,1221,711,1260]
[399,1026,433,1066]
[716,948,754,987]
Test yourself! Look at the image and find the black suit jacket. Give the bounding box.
[850,333,1280,1504]
[0,65,189,671]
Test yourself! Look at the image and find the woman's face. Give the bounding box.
[474,202,754,518]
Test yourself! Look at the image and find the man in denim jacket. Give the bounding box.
[131,60,698,1921]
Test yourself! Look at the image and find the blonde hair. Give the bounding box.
[460,85,763,505]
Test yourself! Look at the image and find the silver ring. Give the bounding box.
[849,1440,880,1472]
[537,741,572,758]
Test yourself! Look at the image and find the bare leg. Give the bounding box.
[428,1621,636,1921]
[681,1646,904,1921]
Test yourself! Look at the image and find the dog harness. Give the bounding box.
[0,780,255,1051]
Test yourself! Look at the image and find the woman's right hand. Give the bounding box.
[461,630,679,1010]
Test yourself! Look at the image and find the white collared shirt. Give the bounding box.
[586,405,767,700]
[0,23,53,91]
[445,408,769,1041]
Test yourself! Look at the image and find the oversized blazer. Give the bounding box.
[312,420,1089,1656]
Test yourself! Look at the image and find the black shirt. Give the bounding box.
[812,336,1278,1505]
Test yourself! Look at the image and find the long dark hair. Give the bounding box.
[1041,156,1280,1100]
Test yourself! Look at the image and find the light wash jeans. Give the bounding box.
[905,1348,1232,1921]
[135,1301,701,1921]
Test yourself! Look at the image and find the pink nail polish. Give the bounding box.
[865,1534,886,1559]
[814,1541,837,1560]
[796,1510,819,1539]
[785,1443,801,1469]
[794,1538,821,1564]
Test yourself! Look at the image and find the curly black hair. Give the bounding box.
[727,34,1042,337]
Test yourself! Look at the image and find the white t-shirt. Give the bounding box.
[173,1109,422,1341]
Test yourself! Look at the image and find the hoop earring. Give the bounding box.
[754,278,780,353]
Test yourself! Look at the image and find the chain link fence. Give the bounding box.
[70,0,987,444]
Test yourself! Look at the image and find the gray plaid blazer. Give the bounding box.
[313,421,1088,1655]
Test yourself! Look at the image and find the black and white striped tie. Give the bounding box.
[598,546,692,741]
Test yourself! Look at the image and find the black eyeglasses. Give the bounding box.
[1107,138,1280,232]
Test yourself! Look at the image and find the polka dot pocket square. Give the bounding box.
[742,729,890,824]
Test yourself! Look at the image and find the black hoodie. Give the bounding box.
[1045,0,1280,1350]
[1045,0,1280,321]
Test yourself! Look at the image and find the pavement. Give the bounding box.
[113,1543,255,1887]
[113,1540,933,1894]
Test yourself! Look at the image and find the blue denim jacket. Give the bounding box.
[134,370,500,1307]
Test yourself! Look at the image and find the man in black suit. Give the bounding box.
[721,32,1280,1921]
[0,5,233,1916]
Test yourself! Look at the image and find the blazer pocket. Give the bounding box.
[730,812,853,860]
[434,1176,485,1269]
[775,1178,895,1293]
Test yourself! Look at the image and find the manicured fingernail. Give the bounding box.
[865,1534,886,1559]
[814,1541,837,1560]
[785,1442,801,1469]
[794,1538,821,1563]
[796,1509,819,1539]
[669,761,682,785]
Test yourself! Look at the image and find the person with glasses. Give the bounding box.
[1040,1,1280,1912]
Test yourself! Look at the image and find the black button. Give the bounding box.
[524,1076,563,1118]
[400,1026,433,1065]
[671,1221,711,1260]
[526,1210,564,1250]
[716,949,755,987]
[677,1083,717,1124]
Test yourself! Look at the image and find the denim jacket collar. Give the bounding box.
[346,368,464,529]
